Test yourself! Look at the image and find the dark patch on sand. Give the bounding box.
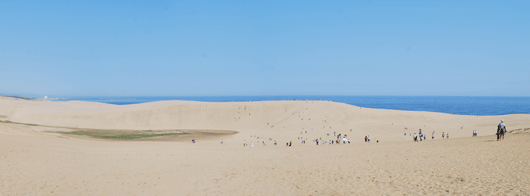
[0,120,238,142]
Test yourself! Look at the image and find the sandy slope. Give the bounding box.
[1,97,529,143]
[1,97,529,195]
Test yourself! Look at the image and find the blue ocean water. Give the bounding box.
[51,96,530,116]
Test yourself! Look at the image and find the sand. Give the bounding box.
[1,96,529,195]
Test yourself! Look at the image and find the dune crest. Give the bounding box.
[0,97,529,142]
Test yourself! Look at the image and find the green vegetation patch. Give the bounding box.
[1,120,235,141]
[59,130,188,140]
[0,120,40,126]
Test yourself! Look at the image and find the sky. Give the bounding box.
[1,0,529,97]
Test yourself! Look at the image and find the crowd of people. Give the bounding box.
[407,129,455,142]
[243,135,283,147]
[314,132,352,145]
[242,119,507,146]
[404,119,507,142]
[407,129,447,142]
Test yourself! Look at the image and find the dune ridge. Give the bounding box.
[1,96,529,142]
[1,96,529,195]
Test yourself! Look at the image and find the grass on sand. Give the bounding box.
[0,120,188,141]
[60,130,188,140]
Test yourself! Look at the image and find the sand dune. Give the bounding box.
[1,96,529,195]
[1,97,529,142]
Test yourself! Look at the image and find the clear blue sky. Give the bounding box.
[1,1,529,97]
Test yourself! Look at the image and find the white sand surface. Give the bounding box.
[1,96,529,195]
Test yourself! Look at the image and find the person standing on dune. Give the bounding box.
[498,119,506,141]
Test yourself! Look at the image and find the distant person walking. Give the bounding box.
[419,129,423,142]
[432,131,435,139]
[442,132,445,139]
[498,119,506,141]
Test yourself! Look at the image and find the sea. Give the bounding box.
[45,96,530,116]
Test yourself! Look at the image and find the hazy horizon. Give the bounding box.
[3,94,530,99]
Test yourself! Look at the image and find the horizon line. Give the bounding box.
[2,94,530,98]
